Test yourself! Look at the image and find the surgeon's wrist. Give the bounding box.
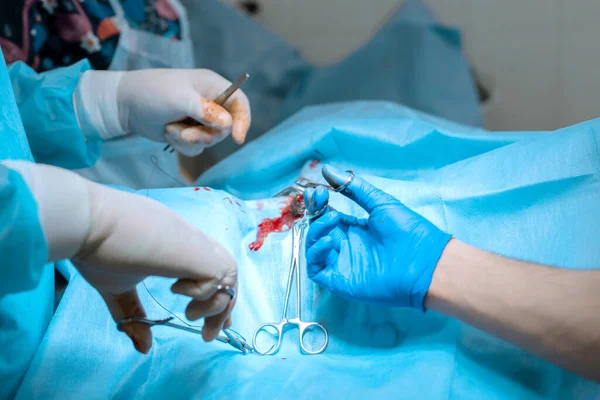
[1,161,92,262]
[424,239,469,313]
[74,70,126,141]
[409,230,452,310]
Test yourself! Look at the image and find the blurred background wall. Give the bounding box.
[224,0,599,132]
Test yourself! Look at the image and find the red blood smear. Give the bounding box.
[235,200,241,207]
[309,159,320,168]
[223,197,233,205]
[249,194,304,251]
[203,187,211,191]
[194,187,200,191]
[256,200,264,210]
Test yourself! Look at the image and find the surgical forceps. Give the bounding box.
[296,172,354,193]
[252,218,329,355]
[274,171,355,219]
[116,317,254,354]
[163,72,250,152]
[274,171,354,197]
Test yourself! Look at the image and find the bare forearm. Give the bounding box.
[425,239,600,382]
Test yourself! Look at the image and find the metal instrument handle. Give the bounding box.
[252,321,285,355]
[296,320,329,355]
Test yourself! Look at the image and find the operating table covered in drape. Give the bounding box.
[16,102,600,399]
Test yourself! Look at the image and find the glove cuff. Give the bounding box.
[410,232,453,311]
[1,160,91,263]
[74,70,126,141]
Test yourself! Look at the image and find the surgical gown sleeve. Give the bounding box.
[0,163,50,400]
[0,164,47,294]
[8,60,101,170]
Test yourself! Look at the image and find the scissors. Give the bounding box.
[163,72,250,153]
[116,316,254,353]
[252,218,329,355]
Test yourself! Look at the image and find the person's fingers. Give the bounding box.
[181,126,228,145]
[304,186,329,217]
[171,278,221,301]
[322,165,399,214]
[306,209,340,248]
[103,289,152,354]
[166,123,228,146]
[188,96,233,131]
[306,236,341,278]
[328,226,346,245]
[185,293,230,321]
[310,248,340,292]
[337,212,361,227]
[304,185,362,230]
[304,188,315,211]
[223,315,233,330]
[227,95,251,145]
[202,296,235,342]
[164,131,208,157]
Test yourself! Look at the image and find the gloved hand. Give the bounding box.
[4,160,237,353]
[74,69,251,157]
[304,165,452,310]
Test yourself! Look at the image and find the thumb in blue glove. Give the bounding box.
[304,165,452,310]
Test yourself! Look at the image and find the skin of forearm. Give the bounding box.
[425,239,600,382]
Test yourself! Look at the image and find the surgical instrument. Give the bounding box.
[217,284,236,300]
[275,170,355,219]
[116,316,254,353]
[252,217,329,355]
[295,171,354,193]
[163,72,250,153]
[274,170,355,197]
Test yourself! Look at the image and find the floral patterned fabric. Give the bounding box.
[0,0,182,71]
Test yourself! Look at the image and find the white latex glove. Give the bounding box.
[3,160,237,353]
[74,69,251,157]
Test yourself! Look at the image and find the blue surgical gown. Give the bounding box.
[0,50,100,399]
[7,60,100,169]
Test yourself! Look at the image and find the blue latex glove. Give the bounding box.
[304,166,452,310]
